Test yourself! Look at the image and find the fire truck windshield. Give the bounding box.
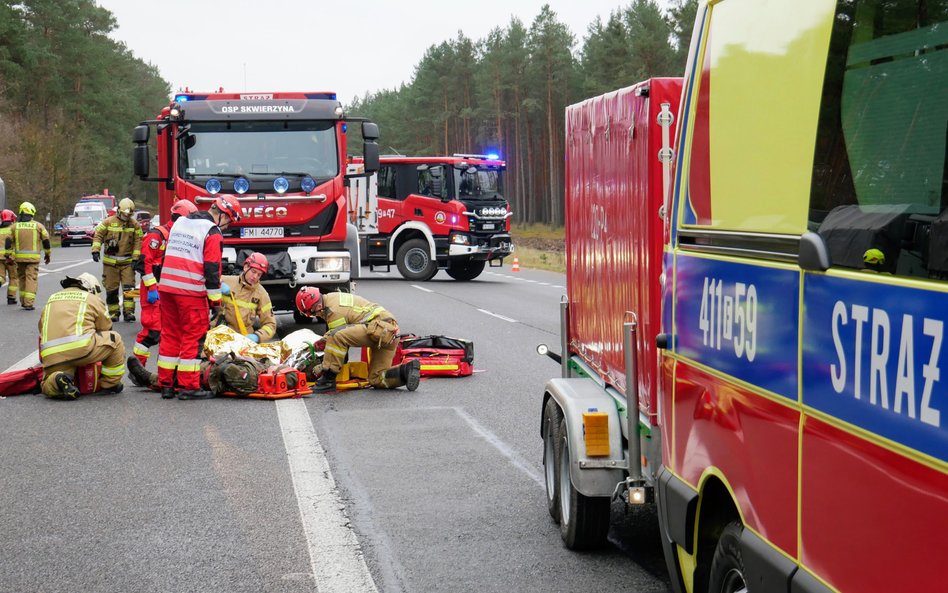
[454,167,502,200]
[179,120,338,183]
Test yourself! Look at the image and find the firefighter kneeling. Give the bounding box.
[295,287,420,393]
[38,273,126,399]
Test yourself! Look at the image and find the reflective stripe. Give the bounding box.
[133,343,150,356]
[234,298,257,310]
[422,364,459,371]
[40,334,93,357]
[167,269,204,281]
[207,288,222,297]
[338,293,355,307]
[327,318,346,330]
[103,256,134,264]
[362,307,386,323]
[142,273,156,285]
[178,358,202,372]
[101,363,125,377]
[261,302,272,313]
[159,278,205,293]
[326,344,347,357]
[157,355,179,369]
[21,291,35,298]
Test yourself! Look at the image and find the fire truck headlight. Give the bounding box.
[307,256,350,273]
[273,177,289,194]
[233,177,250,194]
[300,176,316,194]
[451,233,471,246]
[205,178,222,195]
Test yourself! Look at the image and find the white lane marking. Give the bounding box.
[39,260,90,277]
[476,308,517,323]
[2,350,40,374]
[411,284,433,293]
[452,407,545,488]
[276,398,379,593]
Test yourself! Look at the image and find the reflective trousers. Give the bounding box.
[103,263,136,317]
[3,259,15,300]
[133,280,161,365]
[157,292,209,391]
[16,262,38,307]
[322,324,399,388]
[41,331,126,396]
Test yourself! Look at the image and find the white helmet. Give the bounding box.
[76,272,103,294]
[118,197,135,217]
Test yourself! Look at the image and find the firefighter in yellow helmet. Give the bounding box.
[91,197,143,322]
[4,201,51,310]
[38,273,126,399]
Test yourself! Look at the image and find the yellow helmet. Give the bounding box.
[863,248,886,266]
[118,197,135,216]
[19,202,36,216]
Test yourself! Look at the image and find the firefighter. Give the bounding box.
[4,201,51,311]
[295,287,420,393]
[219,252,276,343]
[0,208,17,304]
[130,199,197,369]
[157,195,241,400]
[38,273,126,399]
[91,197,143,322]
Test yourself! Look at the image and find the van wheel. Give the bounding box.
[446,260,485,281]
[396,239,437,281]
[558,420,611,549]
[543,398,564,522]
[708,522,747,593]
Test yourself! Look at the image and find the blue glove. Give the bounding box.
[245,333,259,343]
[147,288,159,304]
[221,282,231,296]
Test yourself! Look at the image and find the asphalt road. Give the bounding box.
[0,248,671,593]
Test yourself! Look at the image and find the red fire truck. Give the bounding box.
[541,1,947,591]
[78,190,117,211]
[132,90,379,320]
[347,154,512,281]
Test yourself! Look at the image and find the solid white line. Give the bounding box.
[276,398,379,593]
[411,284,433,293]
[452,407,545,488]
[39,260,90,277]
[476,308,517,323]
[2,350,40,374]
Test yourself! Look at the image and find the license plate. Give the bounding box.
[241,227,284,238]
[482,223,495,230]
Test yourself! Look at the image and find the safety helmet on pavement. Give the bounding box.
[0,209,15,223]
[213,195,242,224]
[170,199,197,221]
[118,197,135,216]
[295,286,322,317]
[19,202,36,216]
[243,252,269,274]
[61,272,103,295]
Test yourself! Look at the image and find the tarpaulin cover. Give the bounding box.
[0,365,43,396]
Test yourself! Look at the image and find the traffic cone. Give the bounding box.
[511,256,520,272]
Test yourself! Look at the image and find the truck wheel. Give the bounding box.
[708,521,746,593]
[558,420,611,549]
[543,398,564,522]
[396,239,437,281]
[446,260,486,281]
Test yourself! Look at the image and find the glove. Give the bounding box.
[91,251,100,263]
[147,288,159,304]
[221,282,231,296]
[245,333,259,343]
[44,253,50,265]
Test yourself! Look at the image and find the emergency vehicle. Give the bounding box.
[540,1,947,592]
[132,90,380,320]
[347,154,512,281]
[78,190,116,211]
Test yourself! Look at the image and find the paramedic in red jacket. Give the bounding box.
[131,200,197,368]
[156,195,241,400]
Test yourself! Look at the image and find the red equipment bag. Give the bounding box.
[393,335,474,377]
[0,365,44,396]
[76,361,101,395]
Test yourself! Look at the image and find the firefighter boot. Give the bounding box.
[161,387,175,400]
[50,372,80,400]
[124,311,136,323]
[382,359,421,391]
[127,356,156,388]
[311,370,337,394]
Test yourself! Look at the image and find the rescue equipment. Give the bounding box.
[0,365,43,396]
[392,334,474,377]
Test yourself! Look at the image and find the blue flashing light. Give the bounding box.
[273,177,290,194]
[486,153,500,160]
[341,123,347,134]
[233,177,250,194]
[174,95,190,102]
[300,176,316,194]
[205,178,222,195]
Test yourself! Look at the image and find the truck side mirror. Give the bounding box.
[363,141,380,173]
[133,124,150,144]
[361,122,379,141]
[133,145,150,178]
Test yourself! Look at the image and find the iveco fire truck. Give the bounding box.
[347,154,512,281]
[132,90,379,320]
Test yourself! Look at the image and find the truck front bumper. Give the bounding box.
[223,246,351,286]
[448,233,514,261]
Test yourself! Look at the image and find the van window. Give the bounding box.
[810,0,948,278]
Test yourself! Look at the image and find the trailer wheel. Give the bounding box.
[558,420,610,549]
[446,260,485,281]
[396,239,437,281]
[708,522,747,593]
[543,398,564,522]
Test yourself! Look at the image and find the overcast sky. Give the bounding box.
[96,0,644,103]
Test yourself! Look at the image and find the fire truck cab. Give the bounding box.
[348,154,513,281]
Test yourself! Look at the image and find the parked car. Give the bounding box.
[54,217,66,233]
[134,210,152,233]
[59,215,96,247]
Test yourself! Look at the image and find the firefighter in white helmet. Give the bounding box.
[91,197,143,322]
[38,273,126,399]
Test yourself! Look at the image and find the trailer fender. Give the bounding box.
[389,222,436,261]
[544,377,625,497]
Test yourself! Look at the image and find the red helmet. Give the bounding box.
[244,252,268,274]
[170,199,197,220]
[0,209,15,223]
[214,195,242,223]
[295,287,322,317]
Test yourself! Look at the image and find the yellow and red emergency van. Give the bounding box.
[542,1,947,592]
